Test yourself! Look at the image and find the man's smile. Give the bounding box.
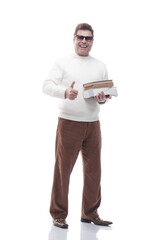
[79,45,88,48]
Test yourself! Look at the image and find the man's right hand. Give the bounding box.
[65,81,78,100]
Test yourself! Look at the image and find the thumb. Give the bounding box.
[70,81,75,88]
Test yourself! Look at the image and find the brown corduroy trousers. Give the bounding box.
[50,117,102,219]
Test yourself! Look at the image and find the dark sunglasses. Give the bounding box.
[75,35,93,42]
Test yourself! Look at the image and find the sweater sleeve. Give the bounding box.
[42,62,66,99]
[98,63,109,104]
[102,63,109,80]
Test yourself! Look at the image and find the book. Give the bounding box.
[83,86,118,98]
[83,80,113,89]
[84,82,114,90]
[83,79,118,99]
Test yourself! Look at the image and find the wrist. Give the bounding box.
[65,89,68,99]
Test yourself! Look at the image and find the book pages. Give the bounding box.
[83,86,118,98]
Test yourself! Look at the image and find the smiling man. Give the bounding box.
[74,30,93,56]
[43,23,113,229]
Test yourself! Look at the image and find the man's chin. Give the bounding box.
[78,51,89,56]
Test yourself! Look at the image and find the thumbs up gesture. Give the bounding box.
[65,81,78,100]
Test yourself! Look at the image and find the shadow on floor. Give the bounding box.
[48,222,112,240]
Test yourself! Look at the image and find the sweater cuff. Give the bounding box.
[56,87,66,99]
[43,80,67,99]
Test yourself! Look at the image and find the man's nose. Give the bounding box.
[82,37,87,43]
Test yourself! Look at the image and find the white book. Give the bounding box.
[83,86,118,98]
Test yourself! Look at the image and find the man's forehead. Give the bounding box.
[76,30,93,36]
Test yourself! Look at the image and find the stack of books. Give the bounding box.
[83,80,118,98]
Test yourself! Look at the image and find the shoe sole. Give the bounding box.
[81,218,92,223]
[54,223,68,229]
[81,218,112,226]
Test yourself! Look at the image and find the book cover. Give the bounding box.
[83,80,113,88]
[84,82,114,90]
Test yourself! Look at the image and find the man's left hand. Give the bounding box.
[94,91,112,103]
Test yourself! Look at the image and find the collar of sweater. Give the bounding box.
[72,52,92,60]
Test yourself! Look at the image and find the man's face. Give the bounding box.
[73,30,93,56]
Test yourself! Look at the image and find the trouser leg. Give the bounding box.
[81,121,102,219]
[50,118,83,219]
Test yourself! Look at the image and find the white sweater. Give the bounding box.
[43,53,109,122]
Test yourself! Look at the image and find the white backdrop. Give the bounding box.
[0,0,160,239]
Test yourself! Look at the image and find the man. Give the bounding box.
[43,23,113,229]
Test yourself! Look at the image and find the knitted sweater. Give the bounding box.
[43,53,108,122]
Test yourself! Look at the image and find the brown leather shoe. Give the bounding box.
[53,218,68,229]
[81,216,113,226]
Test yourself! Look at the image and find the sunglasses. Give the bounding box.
[75,35,93,42]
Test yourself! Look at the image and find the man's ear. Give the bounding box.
[73,37,76,45]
